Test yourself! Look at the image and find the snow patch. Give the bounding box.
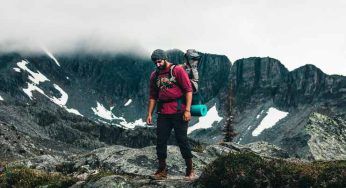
[66,76,69,80]
[23,83,46,99]
[0,95,4,101]
[44,48,61,66]
[92,101,145,129]
[92,101,125,121]
[13,68,21,72]
[64,107,83,116]
[124,99,132,106]
[188,104,222,134]
[22,82,82,116]
[17,60,82,116]
[120,118,146,129]
[252,107,289,136]
[17,60,50,84]
[256,110,264,119]
[50,84,68,106]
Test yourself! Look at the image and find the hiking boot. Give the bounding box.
[152,168,168,180]
[151,159,168,180]
[184,158,197,181]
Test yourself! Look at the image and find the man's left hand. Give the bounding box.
[183,111,191,122]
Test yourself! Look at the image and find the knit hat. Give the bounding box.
[151,49,168,61]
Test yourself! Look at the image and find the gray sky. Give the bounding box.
[1,0,345,75]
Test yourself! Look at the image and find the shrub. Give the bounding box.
[0,166,77,188]
[197,151,346,188]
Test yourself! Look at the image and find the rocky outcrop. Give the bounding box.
[245,141,290,158]
[306,112,346,160]
[7,143,236,187]
[6,142,295,187]
[230,57,289,108]
[189,57,346,160]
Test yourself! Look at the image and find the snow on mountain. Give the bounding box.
[92,101,146,129]
[124,99,132,106]
[92,101,125,121]
[256,110,264,119]
[64,107,83,116]
[22,83,46,99]
[0,95,4,101]
[44,49,61,67]
[51,84,68,106]
[13,68,21,72]
[252,107,289,136]
[17,60,50,84]
[119,118,146,129]
[15,60,82,116]
[188,104,223,134]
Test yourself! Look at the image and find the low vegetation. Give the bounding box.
[197,151,346,188]
[0,165,77,188]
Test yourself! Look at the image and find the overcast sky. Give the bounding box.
[1,0,345,75]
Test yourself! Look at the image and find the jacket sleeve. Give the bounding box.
[175,66,193,93]
[149,72,158,100]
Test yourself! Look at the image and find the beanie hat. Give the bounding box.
[151,49,168,61]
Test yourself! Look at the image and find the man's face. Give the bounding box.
[154,59,166,70]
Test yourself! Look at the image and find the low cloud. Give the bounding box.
[0,0,345,75]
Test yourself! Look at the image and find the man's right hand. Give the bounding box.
[146,114,154,125]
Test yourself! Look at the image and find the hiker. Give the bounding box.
[146,49,196,181]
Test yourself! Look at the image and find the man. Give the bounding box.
[146,49,196,181]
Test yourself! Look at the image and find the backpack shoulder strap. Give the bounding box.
[170,65,175,77]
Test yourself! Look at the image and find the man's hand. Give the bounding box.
[146,114,154,125]
[183,111,191,122]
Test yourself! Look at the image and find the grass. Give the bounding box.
[0,165,77,188]
[197,151,346,188]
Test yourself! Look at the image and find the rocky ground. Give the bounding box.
[1,142,288,187]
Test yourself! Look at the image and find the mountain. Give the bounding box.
[0,50,230,161]
[190,57,346,160]
[0,50,345,161]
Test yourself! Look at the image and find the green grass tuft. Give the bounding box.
[0,166,77,188]
[198,151,346,188]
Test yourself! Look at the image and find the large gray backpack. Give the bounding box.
[184,49,200,93]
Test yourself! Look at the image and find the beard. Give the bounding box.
[157,61,167,70]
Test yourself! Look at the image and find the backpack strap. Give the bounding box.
[169,65,177,83]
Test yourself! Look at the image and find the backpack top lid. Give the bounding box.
[185,49,200,60]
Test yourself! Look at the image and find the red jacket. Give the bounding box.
[149,65,192,114]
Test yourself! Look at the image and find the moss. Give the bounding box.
[197,151,346,188]
[85,170,115,183]
[191,141,206,153]
[0,166,77,188]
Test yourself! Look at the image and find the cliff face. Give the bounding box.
[0,50,231,161]
[0,50,345,160]
[227,57,346,159]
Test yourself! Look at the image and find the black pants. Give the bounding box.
[156,113,193,160]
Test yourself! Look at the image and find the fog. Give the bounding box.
[1,0,345,75]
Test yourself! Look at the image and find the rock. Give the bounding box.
[245,141,290,158]
[83,175,133,188]
[72,144,232,177]
[306,112,346,160]
[8,154,63,172]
